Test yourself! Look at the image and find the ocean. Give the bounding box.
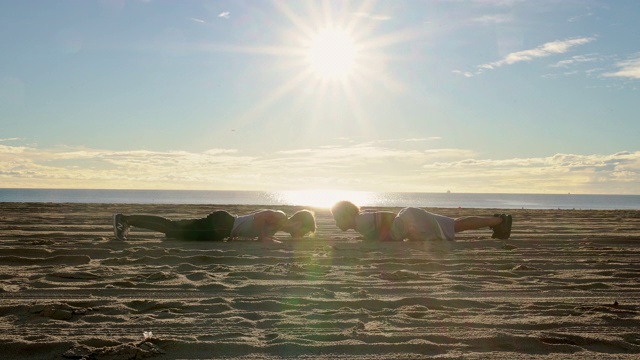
[1,188,639,210]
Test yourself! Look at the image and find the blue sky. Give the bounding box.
[1,0,639,194]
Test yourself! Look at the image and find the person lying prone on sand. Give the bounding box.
[228,209,316,241]
[113,209,316,242]
[330,200,512,241]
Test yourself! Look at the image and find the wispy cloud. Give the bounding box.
[218,11,230,19]
[479,37,596,70]
[452,70,474,78]
[0,144,27,154]
[473,14,514,24]
[456,37,597,78]
[190,17,206,24]
[423,152,640,193]
[550,54,600,68]
[568,11,594,23]
[405,137,441,142]
[0,141,638,194]
[353,137,442,144]
[603,54,640,79]
[354,12,391,21]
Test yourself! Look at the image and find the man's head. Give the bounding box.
[330,200,359,231]
[283,210,317,238]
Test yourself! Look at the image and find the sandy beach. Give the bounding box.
[1,202,639,359]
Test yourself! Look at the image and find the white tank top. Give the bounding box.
[230,214,257,238]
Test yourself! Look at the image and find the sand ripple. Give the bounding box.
[0,203,639,359]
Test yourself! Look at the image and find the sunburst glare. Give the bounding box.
[307,27,358,80]
[223,0,423,129]
[273,190,376,208]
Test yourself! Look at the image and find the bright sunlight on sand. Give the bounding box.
[272,189,375,208]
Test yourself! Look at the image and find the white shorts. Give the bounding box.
[390,207,455,241]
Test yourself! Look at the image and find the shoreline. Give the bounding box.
[2,189,640,210]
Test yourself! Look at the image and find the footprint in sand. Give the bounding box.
[379,270,420,280]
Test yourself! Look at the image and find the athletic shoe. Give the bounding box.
[113,214,129,240]
[491,214,512,239]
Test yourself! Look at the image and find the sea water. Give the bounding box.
[1,188,639,210]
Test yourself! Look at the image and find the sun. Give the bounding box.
[307,28,358,80]
[230,1,418,128]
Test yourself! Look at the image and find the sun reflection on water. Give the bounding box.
[271,190,379,208]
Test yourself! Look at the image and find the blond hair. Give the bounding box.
[288,209,317,234]
[330,200,360,223]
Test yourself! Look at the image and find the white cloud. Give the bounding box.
[478,37,596,70]
[354,12,391,21]
[0,144,27,154]
[568,12,593,23]
[0,142,638,194]
[423,152,640,193]
[473,14,514,24]
[190,17,205,24]
[550,54,600,68]
[405,137,441,142]
[452,70,474,78]
[218,12,230,19]
[603,54,640,79]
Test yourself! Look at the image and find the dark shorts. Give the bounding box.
[166,211,235,241]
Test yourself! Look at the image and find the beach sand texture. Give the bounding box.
[1,203,640,359]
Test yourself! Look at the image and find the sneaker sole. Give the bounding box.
[113,214,126,240]
[112,214,119,239]
[491,214,512,240]
[502,215,512,239]
[491,214,505,239]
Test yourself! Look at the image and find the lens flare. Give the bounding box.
[273,190,376,208]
